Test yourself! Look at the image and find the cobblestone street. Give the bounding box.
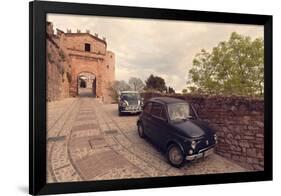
[47,93,247,183]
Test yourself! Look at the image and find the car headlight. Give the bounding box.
[121,101,127,107]
[214,134,218,143]
[191,140,197,149]
[214,134,217,140]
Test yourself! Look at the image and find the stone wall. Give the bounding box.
[141,92,264,171]
[47,35,72,101]
[101,51,115,103]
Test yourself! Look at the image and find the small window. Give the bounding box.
[85,43,91,52]
[151,103,162,117]
[189,104,197,119]
[143,102,152,114]
[160,107,167,120]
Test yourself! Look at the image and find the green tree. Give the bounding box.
[187,32,264,97]
[144,74,167,93]
[167,86,176,94]
[182,89,188,94]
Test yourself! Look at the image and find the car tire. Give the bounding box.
[118,110,123,116]
[137,123,145,138]
[167,143,185,168]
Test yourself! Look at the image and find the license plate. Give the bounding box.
[204,148,214,157]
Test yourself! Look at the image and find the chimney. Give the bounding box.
[67,29,71,33]
[86,29,90,33]
[77,29,81,33]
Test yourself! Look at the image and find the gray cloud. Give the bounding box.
[47,14,263,92]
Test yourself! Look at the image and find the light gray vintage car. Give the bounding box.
[118,91,144,115]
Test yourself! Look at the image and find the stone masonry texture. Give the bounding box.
[47,32,72,101]
[141,92,264,171]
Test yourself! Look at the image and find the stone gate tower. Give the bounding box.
[48,22,115,103]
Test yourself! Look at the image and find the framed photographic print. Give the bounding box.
[29,1,272,195]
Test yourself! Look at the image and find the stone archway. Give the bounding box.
[77,72,97,97]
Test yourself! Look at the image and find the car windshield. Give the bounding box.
[121,93,140,101]
[167,103,192,121]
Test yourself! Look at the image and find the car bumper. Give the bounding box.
[120,108,142,113]
[120,110,142,113]
[185,145,215,161]
[119,106,142,113]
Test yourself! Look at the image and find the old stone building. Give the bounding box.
[47,22,115,103]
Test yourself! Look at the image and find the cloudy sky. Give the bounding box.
[47,14,263,92]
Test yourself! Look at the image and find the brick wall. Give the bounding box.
[141,92,264,171]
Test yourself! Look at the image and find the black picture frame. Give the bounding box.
[29,1,273,195]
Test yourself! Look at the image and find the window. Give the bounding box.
[85,43,91,52]
[121,93,141,101]
[160,107,168,120]
[167,103,192,121]
[189,104,197,118]
[151,103,162,117]
[143,102,152,114]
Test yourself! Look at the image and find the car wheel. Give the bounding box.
[118,110,123,116]
[167,144,185,168]
[137,123,145,138]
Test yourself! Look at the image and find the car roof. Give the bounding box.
[149,97,187,104]
[121,91,139,94]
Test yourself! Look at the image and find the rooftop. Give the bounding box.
[149,97,187,104]
[64,32,107,45]
[120,91,140,94]
[52,24,107,46]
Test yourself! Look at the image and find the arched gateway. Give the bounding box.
[77,72,97,97]
[53,26,115,103]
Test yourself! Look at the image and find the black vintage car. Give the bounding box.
[137,97,217,167]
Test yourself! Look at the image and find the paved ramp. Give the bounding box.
[47,97,247,183]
